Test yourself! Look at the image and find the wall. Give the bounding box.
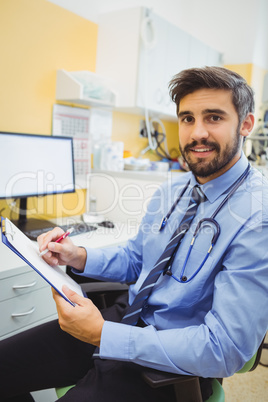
[225,63,268,121]
[0,0,179,221]
[47,0,268,69]
[1,0,266,221]
[46,0,268,148]
[112,112,179,161]
[47,0,268,124]
[0,0,97,134]
[0,0,98,219]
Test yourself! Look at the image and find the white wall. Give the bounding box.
[252,0,268,69]
[47,0,268,68]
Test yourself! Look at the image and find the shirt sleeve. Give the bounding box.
[100,213,268,378]
[72,182,167,283]
[72,226,144,284]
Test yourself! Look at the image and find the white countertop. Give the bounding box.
[70,221,138,249]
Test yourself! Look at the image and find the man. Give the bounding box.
[1,66,267,402]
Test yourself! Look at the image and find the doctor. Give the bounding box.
[1,66,268,402]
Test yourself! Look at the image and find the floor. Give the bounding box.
[222,364,268,401]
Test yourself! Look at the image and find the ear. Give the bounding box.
[240,113,255,138]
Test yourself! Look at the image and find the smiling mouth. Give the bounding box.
[190,147,214,153]
[182,141,220,159]
[189,145,217,156]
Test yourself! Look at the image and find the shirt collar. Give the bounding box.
[189,152,249,203]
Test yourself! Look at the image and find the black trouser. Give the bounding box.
[0,294,211,401]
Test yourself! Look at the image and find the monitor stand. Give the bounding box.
[11,197,56,234]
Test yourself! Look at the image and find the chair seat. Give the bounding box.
[237,352,256,373]
[55,385,75,398]
[206,379,225,402]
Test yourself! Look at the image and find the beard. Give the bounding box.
[179,130,241,178]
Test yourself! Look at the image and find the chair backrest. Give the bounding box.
[237,337,265,374]
[260,332,268,367]
[206,337,266,401]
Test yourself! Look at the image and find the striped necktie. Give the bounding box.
[121,185,205,326]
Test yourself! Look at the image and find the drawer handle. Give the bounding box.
[11,307,36,317]
[13,281,37,290]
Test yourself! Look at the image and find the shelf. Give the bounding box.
[247,136,268,140]
[55,69,116,108]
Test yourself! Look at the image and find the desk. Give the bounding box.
[0,220,137,340]
[0,169,167,341]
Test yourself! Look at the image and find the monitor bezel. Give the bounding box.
[0,131,76,200]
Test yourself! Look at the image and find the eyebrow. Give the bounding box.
[178,108,228,118]
[202,108,228,116]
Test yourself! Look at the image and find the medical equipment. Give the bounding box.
[246,102,268,164]
[161,163,251,283]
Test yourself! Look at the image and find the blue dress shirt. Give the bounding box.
[75,153,268,378]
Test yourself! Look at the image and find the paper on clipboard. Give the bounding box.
[1,218,84,306]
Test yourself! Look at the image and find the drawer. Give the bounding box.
[0,270,46,302]
[0,286,57,337]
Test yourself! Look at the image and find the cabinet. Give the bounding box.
[0,244,57,340]
[55,69,116,108]
[96,7,222,121]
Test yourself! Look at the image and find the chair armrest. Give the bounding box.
[81,281,129,309]
[142,368,202,401]
[81,282,129,294]
[141,368,196,388]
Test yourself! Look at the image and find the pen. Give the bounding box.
[40,227,75,256]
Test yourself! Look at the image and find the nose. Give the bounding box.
[190,120,209,142]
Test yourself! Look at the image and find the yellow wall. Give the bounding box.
[225,63,268,121]
[0,0,98,134]
[0,0,98,219]
[112,112,179,161]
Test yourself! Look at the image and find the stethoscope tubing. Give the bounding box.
[162,163,251,283]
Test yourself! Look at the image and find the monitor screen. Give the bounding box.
[0,132,75,233]
[0,132,75,199]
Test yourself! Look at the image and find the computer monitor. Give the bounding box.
[0,132,75,232]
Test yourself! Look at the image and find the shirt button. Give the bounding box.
[143,303,149,309]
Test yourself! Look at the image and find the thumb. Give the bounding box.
[62,285,84,306]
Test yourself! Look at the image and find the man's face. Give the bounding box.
[178,89,251,183]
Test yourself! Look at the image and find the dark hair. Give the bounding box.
[169,66,255,125]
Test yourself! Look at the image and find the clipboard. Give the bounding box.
[1,217,84,306]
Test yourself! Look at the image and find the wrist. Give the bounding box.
[72,246,87,272]
[93,318,105,347]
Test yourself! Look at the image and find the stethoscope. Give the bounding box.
[160,163,251,283]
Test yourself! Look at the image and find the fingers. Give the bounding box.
[53,285,84,307]
[38,227,70,266]
[52,286,74,314]
[40,243,61,266]
[62,285,85,306]
[52,286,104,345]
[38,228,85,270]
[37,227,64,253]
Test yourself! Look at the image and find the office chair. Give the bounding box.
[141,338,264,402]
[55,281,265,401]
[260,333,268,367]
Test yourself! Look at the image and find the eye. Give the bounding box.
[208,115,222,122]
[181,115,194,123]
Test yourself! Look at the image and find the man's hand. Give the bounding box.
[37,227,86,271]
[52,285,105,347]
